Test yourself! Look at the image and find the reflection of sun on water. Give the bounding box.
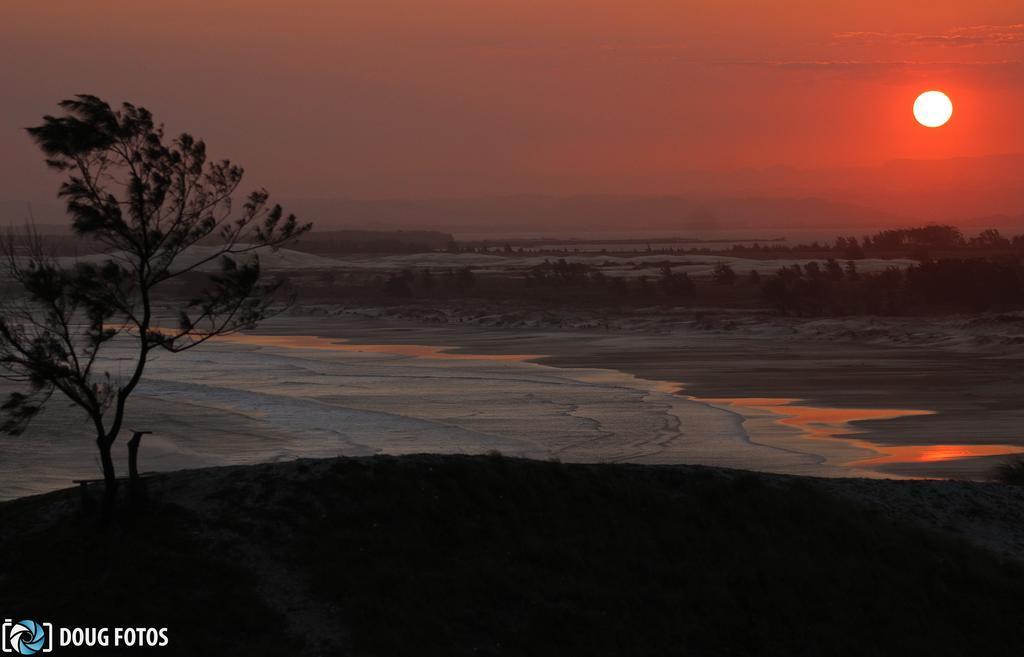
[214,334,541,362]
[706,397,1024,471]
[854,444,1024,466]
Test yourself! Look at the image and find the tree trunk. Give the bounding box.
[127,431,148,506]
[97,436,118,521]
[127,432,142,482]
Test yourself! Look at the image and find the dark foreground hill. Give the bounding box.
[2,455,1024,656]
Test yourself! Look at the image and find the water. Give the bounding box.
[2,332,1018,500]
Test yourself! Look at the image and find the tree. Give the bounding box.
[384,269,414,297]
[711,263,737,285]
[760,277,793,315]
[637,275,652,297]
[824,259,843,281]
[419,268,435,293]
[658,265,695,301]
[843,237,864,260]
[455,266,476,292]
[0,95,311,511]
[972,228,1009,248]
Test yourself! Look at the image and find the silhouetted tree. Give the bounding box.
[972,229,1009,248]
[608,275,628,297]
[419,268,435,293]
[909,247,931,262]
[455,266,476,292]
[0,95,310,512]
[824,259,843,281]
[905,257,1024,311]
[712,263,737,285]
[866,225,964,251]
[658,265,695,301]
[761,277,793,315]
[843,237,865,260]
[637,275,652,297]
[384,269,414,297]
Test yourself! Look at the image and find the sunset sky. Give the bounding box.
[1,1,1022,200]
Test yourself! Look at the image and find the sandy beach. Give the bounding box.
[3,309,1022,500]
[264,312,1024,476]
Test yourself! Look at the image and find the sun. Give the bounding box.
[913,91,953,128]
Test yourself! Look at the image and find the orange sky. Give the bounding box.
[1,1,1022,198]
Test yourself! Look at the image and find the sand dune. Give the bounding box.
[23,245,916,279]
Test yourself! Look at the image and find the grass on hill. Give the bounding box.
[995,456,1024,485]
[2,455,1024,656]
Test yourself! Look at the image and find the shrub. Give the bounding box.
[993,456,1024,485]
[712,263,737,285]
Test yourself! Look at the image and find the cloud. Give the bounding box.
[717,60,1023,70]
[711,59,1024,83]
[834,24,1024,48]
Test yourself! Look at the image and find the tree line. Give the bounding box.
[760,256,1024,315]
[372,254,1024,316]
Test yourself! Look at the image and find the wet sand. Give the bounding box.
[273,316,1024,480]
[2,318,833,499]
[3,312,1022,500]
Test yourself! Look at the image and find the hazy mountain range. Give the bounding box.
[4,154,1022,237]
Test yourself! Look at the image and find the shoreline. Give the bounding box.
[249,313,1024,480]
[4,310,1022,502]
[214,331,905,478]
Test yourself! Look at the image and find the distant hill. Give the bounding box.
[422,194,911,233]
[5,152,1022,237]
[287,229,454,254]
[959,213,1024,231]
[668,154,1024,223]
[241,195,911,235]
